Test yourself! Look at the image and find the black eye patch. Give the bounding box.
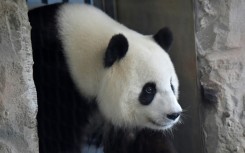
[171,82,175,93]
[170,79,175,94]
[139,82,156,105]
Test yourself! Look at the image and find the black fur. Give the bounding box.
[104,128,178,153]
[29,3,96,153]
[139,82,156,105]
[171,82,175,94]
[153,27,173,51]
[104,34,128,67]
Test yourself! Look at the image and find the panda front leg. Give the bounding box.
[103,128,178,153]
[133,129,178,153]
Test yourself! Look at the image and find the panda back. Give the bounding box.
[56,4,132,97]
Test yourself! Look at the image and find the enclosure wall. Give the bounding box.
[0,0,38,153]
[195,0,245,153]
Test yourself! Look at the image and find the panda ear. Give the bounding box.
[104,34,129,68]
[153,27,173,52]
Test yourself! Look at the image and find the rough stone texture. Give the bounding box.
[0,0,38,153]
[195,0,245,153]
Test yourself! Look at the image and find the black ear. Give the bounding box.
[153,27,173,52]
[104,34,129,68]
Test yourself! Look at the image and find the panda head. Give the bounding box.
[97,27,182,131]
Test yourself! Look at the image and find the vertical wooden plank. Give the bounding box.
[84,0,91,4]
[93,0,117,19]
[93,0,103,8]
[42,0,48,4]
[103,0,117,19]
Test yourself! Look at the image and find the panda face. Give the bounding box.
[97,28,182,131]
[57,5,181,131]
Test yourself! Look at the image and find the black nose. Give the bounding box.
[167,113,180,120]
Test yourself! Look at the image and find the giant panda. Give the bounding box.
[28,3,182,153]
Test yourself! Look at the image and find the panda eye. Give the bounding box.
[139,82,156,105]
[170,79,175,93]
[145,86,154,94]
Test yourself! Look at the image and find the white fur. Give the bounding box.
[57,4,182,130]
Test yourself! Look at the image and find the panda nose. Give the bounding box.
[167,112,180,120]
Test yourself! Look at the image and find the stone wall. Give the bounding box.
[0,0,38,153]
[195,0,245,153]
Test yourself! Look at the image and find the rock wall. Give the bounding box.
[195,0,245,153]
[0,0,38,153]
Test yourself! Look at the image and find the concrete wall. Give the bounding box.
[195,0,245,153]
[0,0,38,153]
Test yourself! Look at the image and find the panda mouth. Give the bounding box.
[147,117,168,127]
